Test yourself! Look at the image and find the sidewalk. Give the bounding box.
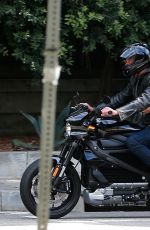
[0,178,24,211]
[0,151,84,212]
[0,151,39,211]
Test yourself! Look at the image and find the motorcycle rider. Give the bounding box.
[83,43,150,166]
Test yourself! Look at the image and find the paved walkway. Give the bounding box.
[0,151,39,211]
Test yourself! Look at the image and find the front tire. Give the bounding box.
[20,159,81,219]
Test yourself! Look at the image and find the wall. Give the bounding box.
[0,77,128,135]
[0,58,128,135]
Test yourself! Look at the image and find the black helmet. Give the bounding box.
[120,43,150,77]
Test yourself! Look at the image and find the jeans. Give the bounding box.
[127,127,150,166]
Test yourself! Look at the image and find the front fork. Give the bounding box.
[52,140,79,189]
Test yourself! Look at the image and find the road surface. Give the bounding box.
[0,211,150,230]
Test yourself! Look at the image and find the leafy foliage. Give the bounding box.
[20,103,71,149]
[0,1,150,75]
[12,138,39,150]
[63,0,128,53]
[63,0,150,60]
[0,0,46,76]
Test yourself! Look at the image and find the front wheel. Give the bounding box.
[20,159,81,219]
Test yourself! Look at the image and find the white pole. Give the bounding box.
[37,0,61,230]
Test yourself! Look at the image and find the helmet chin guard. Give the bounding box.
[123,60,150,77]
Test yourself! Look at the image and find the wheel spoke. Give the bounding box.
[31,171,72,209]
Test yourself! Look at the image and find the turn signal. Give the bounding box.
[52,166,60,177]
[88,125,95,131]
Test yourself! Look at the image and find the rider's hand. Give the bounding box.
[101,107,119,117]
[80,103,94,112]
[143,107,150,115]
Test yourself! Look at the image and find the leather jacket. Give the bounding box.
[97,69,150,127]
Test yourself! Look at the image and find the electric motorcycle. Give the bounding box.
[20,94,150,219]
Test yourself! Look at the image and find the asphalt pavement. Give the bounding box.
[0,211,150,230]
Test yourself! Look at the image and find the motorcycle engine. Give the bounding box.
[83,183,150,207]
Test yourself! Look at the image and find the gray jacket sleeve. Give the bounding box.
[125,112,145,128]
[116,85,150,121]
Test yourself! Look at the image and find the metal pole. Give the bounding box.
[37,0,61,230]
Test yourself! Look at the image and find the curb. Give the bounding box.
[0,151,40,179]
[0,151,39,212]
[0,151,84,212]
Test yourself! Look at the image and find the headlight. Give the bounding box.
[66,123,71,136]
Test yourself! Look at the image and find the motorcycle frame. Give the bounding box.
[85,139,150,178]
[53,125,150,189]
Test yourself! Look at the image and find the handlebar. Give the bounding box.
[71,103,114,119]
[71,104,88,112]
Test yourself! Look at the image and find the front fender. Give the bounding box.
[52,154,73,166]
[52,155,61,165]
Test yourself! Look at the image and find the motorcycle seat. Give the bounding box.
[98,133,134,150]
[98,119,141,135]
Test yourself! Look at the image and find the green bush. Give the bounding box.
[0,1,150,76]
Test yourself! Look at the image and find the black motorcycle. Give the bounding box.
[20,95,150,219]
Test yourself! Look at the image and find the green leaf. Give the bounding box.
[20,102,71,148]
[12,139,39,150]
[20,111,41,137]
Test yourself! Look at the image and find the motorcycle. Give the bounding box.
[20,94,150,219]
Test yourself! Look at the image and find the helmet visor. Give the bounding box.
[120,45,150,59]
